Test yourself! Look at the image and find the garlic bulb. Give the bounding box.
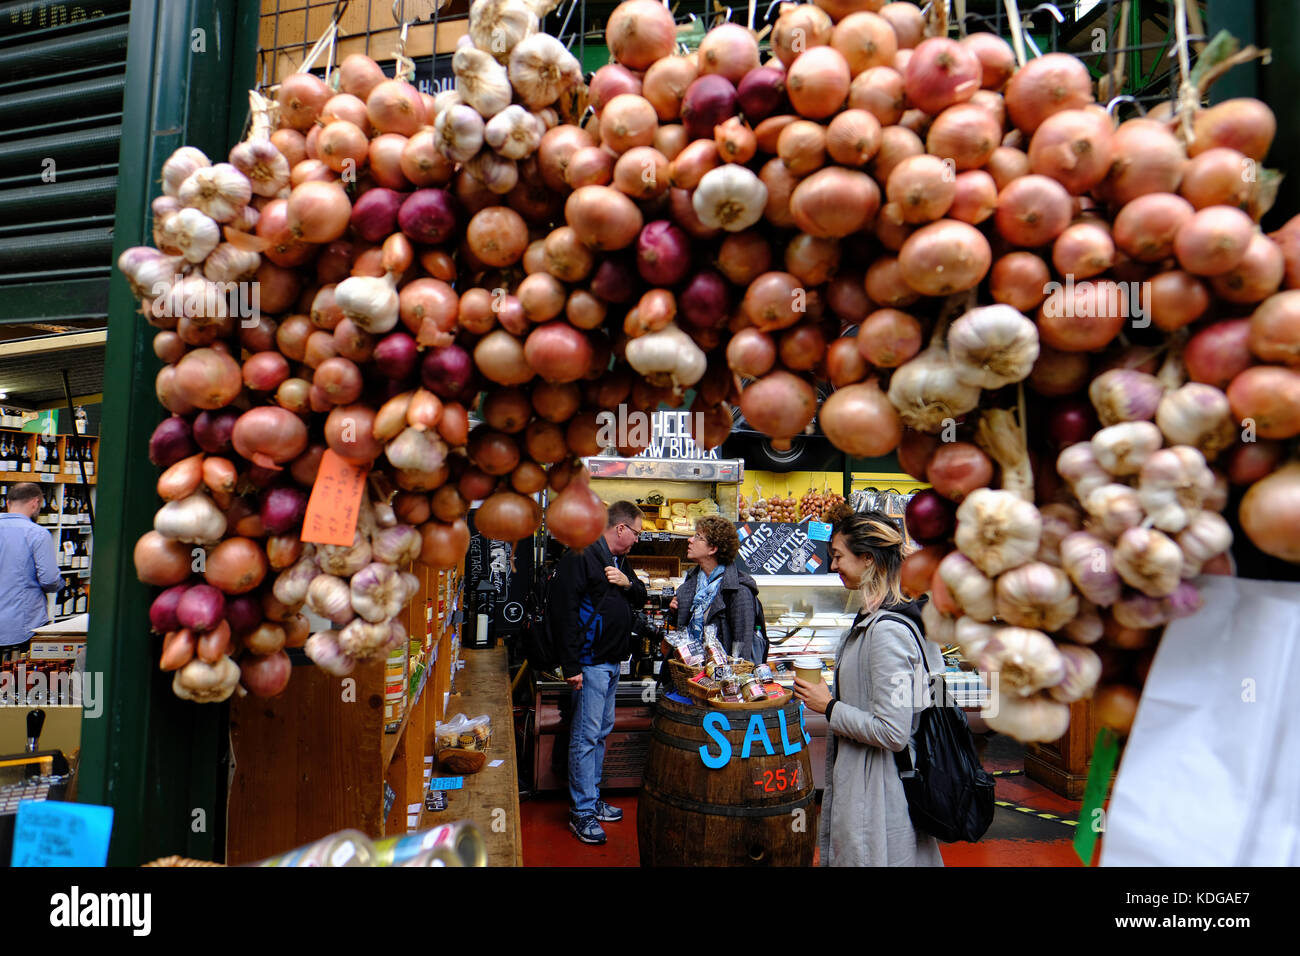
[508,33,583,110]
[1089,368,1165,426]
[1082,483,1144,539]
[937,551,996,622]
[985,692,1071,742]
[625,322,708,389]
[350,563,409,623]
[317,530,372,576]
[160,274,230,325]
[485,104,546,159]
[1113,527,1184,598]
[995,562,1079,632]
[1111,590,1169,629]
[976,626,1066,697]
[433,89,464,117]
[947,305,1040,389]
[1036,502,1083,567]
[160,207,221,263]
[1155,383,1236,460]
[161,146,210,197]
[153,492,227,544]
[921,600,957,645]
[152,196,182,247]
[454,46,514,117]
[177,162,252,223]
[228,138,291,198]
[692,164,769,232]
[1138,445,1215,533]
[887,345,982,433]
[467,148,519,194]
[202,242,261,283]
[1048,646,1102,704]
[954,616,996,661]
[1163,580,1205,620]
[386,426,449,473]
[954,489,1043,577]
[307,574,356,627]
[1056,442,1111,503]
[469,0,538,61]
[1062,601,1104,644]
[273,553,319,606]
[1091,421,1163,476]
[338,617,392,659]
[172,655,240,704]
[386,618,410,652]
[1205,470,1229,512]
[335,272,400,333]
[975,408,1034,503]
[304,631,356,677]
[435,103,487,164]
[1059,531,1122,606]
[1176,510,1233,577]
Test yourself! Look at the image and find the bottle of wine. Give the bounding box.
[2,435,12,471]
[75,583,88,614]
[19,438,30,473]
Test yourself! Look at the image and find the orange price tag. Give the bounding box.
[300,449,369,546]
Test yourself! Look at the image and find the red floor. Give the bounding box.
[521,739,1087,867]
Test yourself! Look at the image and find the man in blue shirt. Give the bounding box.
[0,483,62,650]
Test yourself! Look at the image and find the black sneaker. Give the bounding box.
[569,815,607,845]
[594,800,623,822]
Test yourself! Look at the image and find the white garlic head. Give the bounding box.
[1176,510,1233,577]
[984,692,1071,743]
[160,207,221,263]
[1056,441,1111,503]
[1138,445,1215,533]
[937,550,997,622]
[977,626,1066,697]
[484,105,546,160]
[467,148,520,193]
[1048,645,1102,703]
[1113,526,1184,598]
[435,103,487,164]
[161,146,211,197]
[1082,483,1145,540]
[177,162,252,223]
[454,45,514,118]
[509,33,583,110]
[948,304,1040,390]
[469,0,539,62]
[1155,383,1236,460]
[994,562,1079,633]
[1059,531,1122,607]
[1091,420,1164,476]
[955,488,1043,577]
[887,345,983,433]
[692,164,768,232]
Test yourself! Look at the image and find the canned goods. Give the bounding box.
[738,674,766,702]
[253,829,377,867]
[373,822,488,867]
[753,664,773,682]
[718,669,741,699]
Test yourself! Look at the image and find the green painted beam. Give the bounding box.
[0,278,109,322]
[77,0,259,867]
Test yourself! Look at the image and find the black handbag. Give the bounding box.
[877,612,996,844]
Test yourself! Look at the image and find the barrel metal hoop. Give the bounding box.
[641,781,815,818]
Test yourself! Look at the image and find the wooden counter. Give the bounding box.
[424,645,523,867]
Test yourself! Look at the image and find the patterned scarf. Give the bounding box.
[687,565,726,643]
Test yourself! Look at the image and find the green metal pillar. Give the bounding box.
[78,0,258,866]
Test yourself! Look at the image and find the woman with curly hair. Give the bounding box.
[794,503,943,867]
[668,514,766,663]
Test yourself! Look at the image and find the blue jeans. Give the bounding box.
[568,661,620,818]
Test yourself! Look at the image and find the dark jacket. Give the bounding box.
[552,535,648,678]
[673,562,765,663]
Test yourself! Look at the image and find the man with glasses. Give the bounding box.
[553,500,648,845]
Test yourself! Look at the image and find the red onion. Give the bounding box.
[904,37,981,116]
[398,188,458,244]
[737,66,788,122]
[590,254,639,304]
[1047,398,1099,447]
[905,489,956,544]
[680,271,731,329]
[421,344,474,398]
[350,187,406,242]
[260,485,309,534]
[176,583,226,633]
[191,409,238,455]
[589,63,643,114]
[373,330,419,380]
[636,220,691,286]
[150,584,190,633]
[926,442,993,502]
[1185,319,1253,390]
[149,415,197,467]
[682,74,739,143]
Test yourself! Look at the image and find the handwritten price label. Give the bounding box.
[300,449,369,546]
[753,762,802,794]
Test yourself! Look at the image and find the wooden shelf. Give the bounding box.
[418,645,523,867]
[0,474,96,484]
[382,666,430,769]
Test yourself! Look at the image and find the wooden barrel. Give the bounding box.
[637,693,818,867]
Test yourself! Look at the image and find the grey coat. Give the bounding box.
[673,562,764,662]
[818,609,945,867]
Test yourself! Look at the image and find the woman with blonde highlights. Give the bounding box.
[794,503,944,867]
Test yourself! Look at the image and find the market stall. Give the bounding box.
[74,0,1300,871]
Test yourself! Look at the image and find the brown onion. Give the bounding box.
[898,219,991,295]
[1249,289,1300,366]
[475,330,534,386]
[644,55,700,120]
[366,79,425,136]
[870,124,924,185]
[277,72,331,131]
[1190,98,1276,161]
[467,206,528,268]
[743,271,805,331]
[539,125,596,192]
[962,32,1016,91]
[849,66,906,125]
[786,46,851,120]
[204,537,267,595]
[739,370,818,448]
[948,169,998,224]
[1174,205,1255,276]
[717,231,773,285]
[1029,346,1091,396]
[1113,192,1195,262]
[995,174,1072,247]
[134,531,192,586]
[877,1,924,46]
[927,102,1001,171]
[885,154,956,224]
[475,490,542,543]
[864,256,920,307]
[1227,366,1300,439]
[1149,270,1211,331]
[1052,221,1115,279]
[1211,232,1284,304]
[420,518,471,569]
[324,404,383,462]
[699,23,761,86]
[820,379,900,457]
[287,180,351,243]
[831,12,897,77]
[826,109,882,166]
[1037,280,1127,352]
[1004,52,1093,134]
[173,348,242,410]
[858,309,922,368]
[991,252,1051,312]
[1028,106,1114,195]
[1179,147,1253,210]
[927,442,994,501]
[565,185,644,250]
[1103,119,1186,207]
[726,327,777,377]
[903,37,981,115]
[791,167,880,238]
[606,0,677,70]
[525,322,596,384]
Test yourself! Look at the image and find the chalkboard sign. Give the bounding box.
[734,522,832,575]
[466,511,530,635]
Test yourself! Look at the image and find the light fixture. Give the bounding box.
[0,392,8,399]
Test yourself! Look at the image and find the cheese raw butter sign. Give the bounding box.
[698,702,813,769]
[735,522,831,575]
[300,449,369,546]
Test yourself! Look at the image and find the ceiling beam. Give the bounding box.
[0,330,107,357]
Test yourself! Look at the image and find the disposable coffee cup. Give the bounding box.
[793,657,823,685]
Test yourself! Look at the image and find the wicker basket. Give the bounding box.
[142,856,223,867]
[668,658,756,698]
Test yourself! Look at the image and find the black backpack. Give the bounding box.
[520,562,563,673]
[876,612,995,844]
